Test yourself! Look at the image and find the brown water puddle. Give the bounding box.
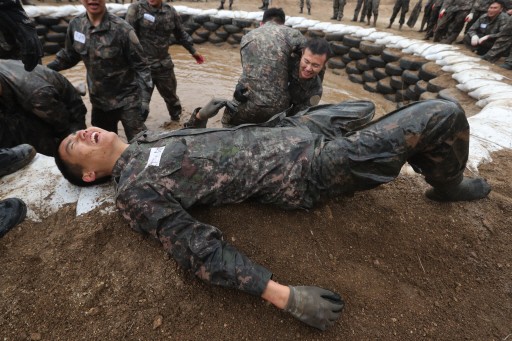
[43,42,396,139]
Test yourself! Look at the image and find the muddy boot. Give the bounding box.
[387,22,392,28]
[425,177,491,202]
[399,24,403,30]
[228,3,232,9]
[308,8,311,15]
[330,14,337,19]
[372,15,377,27]
[337,13,341,20]
[217,3,224,9]
[352,15,357,21]
[367,17,371,25]
[300,7,303,13]
[0,144,36,178]
[0,198,27,238]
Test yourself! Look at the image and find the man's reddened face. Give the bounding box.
[299,49,327,80]
[81,0,106,15]
[148,0,163,8]
[488,2,503,18]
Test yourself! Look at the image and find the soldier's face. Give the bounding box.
[58,127,119,174]
[148,0,163,8]
[81,0,106,16]
[299,48,327,80]
[488,2,503,18]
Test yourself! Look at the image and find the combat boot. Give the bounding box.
[425,177,491,202]
[367,17,370,25]
[217,3,224,9]
[308,8,311,15]
[228,3,232,9]
[0,144,36,178]
[330,14,337,19]
[0,198,27,238]
[336,14,341,20]
[351,15,357,21]
[387,22,392,28]
[399,24,403,30]
[300,7,303,13]
[372,15,377,27]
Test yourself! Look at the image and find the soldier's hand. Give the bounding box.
[193,53,205,64]
[284,286,344,331]
[233,82,249,103]
[197,98,227,120]
[465,13,474,22]
[141,102,150,121]
[478,35,489,45]
[471,35,479,46]
[438,9,445,19]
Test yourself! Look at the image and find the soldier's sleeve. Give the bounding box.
[466,16,480,37]
[125,26,153,105]
[47,22,82,71]
[171,7,197,55]
[116,181,272,296]
[125,3,139,31]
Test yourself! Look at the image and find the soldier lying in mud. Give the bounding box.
[54,99,491,331]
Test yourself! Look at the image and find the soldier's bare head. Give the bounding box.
[262,8,286,25]
[488,1,504,17]
[299,38,331,80]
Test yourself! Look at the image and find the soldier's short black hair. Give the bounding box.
[305,37,333,59]
[491,0,505,8]
[262,8,286,24]
[54,139,111,187]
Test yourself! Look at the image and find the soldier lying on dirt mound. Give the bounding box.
[54,99,491,331]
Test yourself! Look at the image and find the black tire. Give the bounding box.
[341,53,352,64]
[209,35,225,44]
[191,33,207,44]
[390,75,406,90]
[215,28,229,40]
[185,22,201,32]
[210,16,233,25]
[307,29,326,38]
[45,32,66,43]
[346,61,361,74]
[203,21,220,32]
[414,80,429,95]
[419,91,439,100]
[384,93,399,102]
[224,24,242,34]
[395,89,407,102]
[327,56,346,69]
[232,18,254,28]
[195,28,211,39]
[227,36,239,45]
[437,88,462,105]
[36,16,61,26]
[419,62,444,81]
[169,36,177,45]
[402,69,420,85]
[348,73,365,84]
[385,61,403,76]
[43,42,61,55]
[179,14,191,23]
[377,78,396,94]
[343,35,361,48]
[38,35,45,45]
[348,47,366,60]
[359,41,385,55]
[325,32,345,42]
[231,32,244,43]
[242,27,254,35]
[330,41,350,56]
[373,67,387,80]
[427,74,457,93]
[381,48,403,63]
[36,25,48,36]
[356,59,371,72]
[405,84,419,101]
[50,24,69,33]
[367,55,386,69]
[184,26,196,35]
[194,15,211,24]
[363,81,379,93]
[363,70,377,83]
[399,54,427,71]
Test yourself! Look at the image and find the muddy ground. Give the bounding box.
[1,0,511,340]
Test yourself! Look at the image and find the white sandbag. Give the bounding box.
[105,3,128,14]
[311,22,332,31]
[425,50,461,61]
[421,43,459,56]
[353,27,376,37]
[482,99,512,110]
[24,5,62,17]
[436,55,481,66]
[246,11,263,20]
[363,31,392,41]
[442,62,489,73]
[476,92,512,107]
[374,35,404,45]
[468,85,512,100]
[456,78,508,92]
[285,16,306,26]
[452,69,507,83]
[403,42,432,55]
[216,10,235,18]
[292,19,320,28]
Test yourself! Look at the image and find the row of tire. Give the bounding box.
[312,31,461,104]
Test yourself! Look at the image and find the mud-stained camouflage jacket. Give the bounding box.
[236,21,307,121]
[287,58,324,116]
[0,59,86,134]
[471,0,492,13]
[47,12,152,110]
[112,126,320,294]
[467,11,510,38]
[442,0,476,12]
[125,0,196,69]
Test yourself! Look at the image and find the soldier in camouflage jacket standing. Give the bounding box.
[434,0,476,43]
[126,0,204,123]
[56,99,490,331]
[47,0,153,142]
[0,60,86,156]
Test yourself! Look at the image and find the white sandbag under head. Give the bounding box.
[215,10,236,18]
[292,19,320,28]
[442,62,489,73]
[452,69,507,83]
[286,16,306,26]
[456,78,508,92]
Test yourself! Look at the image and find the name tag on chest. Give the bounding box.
[480,23,488,29]
[144,13,156,22]
[74,31,86,44]
[146,147,165,168]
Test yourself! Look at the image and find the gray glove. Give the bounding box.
[284,285,344,331]
[197,98,227,120]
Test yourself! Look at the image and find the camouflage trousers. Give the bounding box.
[434,9,471,44]
[424,2,441,38]
[221,98,290,127]
[389,0,410,25]
[150,66,182,120]
[300,0,311,10]
[353,0,367,21]
[364,0,380,18]
[91,101,146,142]
[482,19,512,62]
[333,0,346,19]
[305,99,469,204]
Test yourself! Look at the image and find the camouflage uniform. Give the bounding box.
[364,0,380,24]
[463,11,510,55]
[0,30,20,60]
[287,58,323,116]
[434,0,476,44]
[126,0,197,121]
[0,60,86,156]
[47,12,153,141]
[389,0,411,27]
[300,0,311,14]
[353,0,368,22]
[218,0,233,10]
[332,0,346,20]
[221,21,306,127]
[424,0,444,39]
[464,0,492,34]
[113,99,468,295]
[482,15,512,62]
